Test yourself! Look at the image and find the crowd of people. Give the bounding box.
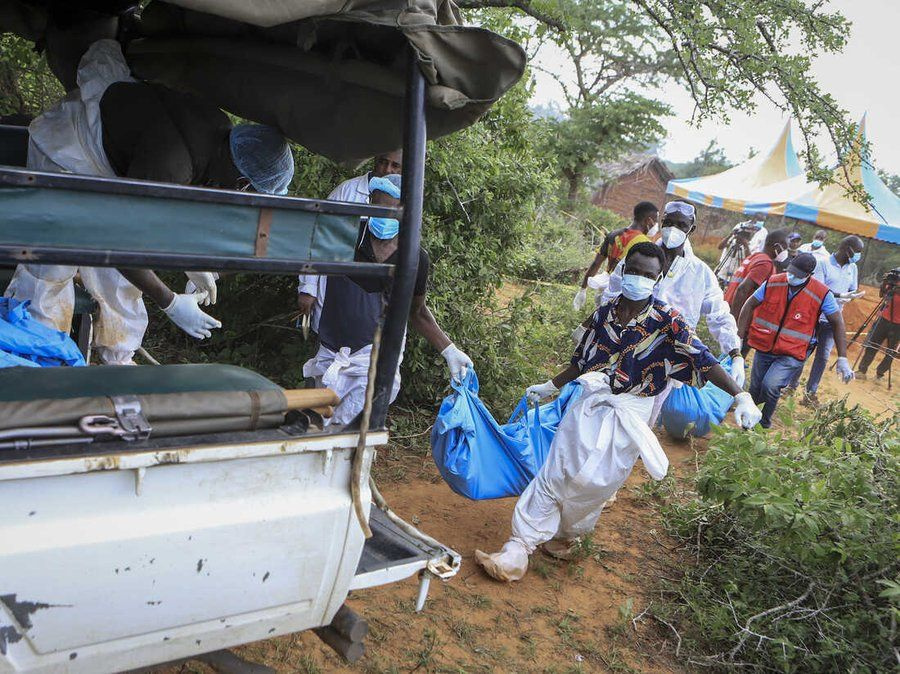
[474,199,892,582]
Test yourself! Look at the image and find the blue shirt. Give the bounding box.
[572,297,720,397]
[752,281,839,316]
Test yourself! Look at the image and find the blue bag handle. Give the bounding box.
[507,394,542,429]
[450,368,480,395]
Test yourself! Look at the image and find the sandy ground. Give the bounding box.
[169,345,894,674]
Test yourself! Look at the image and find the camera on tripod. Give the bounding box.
[884,267,899,294]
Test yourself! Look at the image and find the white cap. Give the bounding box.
[664,201,696,219]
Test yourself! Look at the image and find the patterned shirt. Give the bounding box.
[572,297,720,397]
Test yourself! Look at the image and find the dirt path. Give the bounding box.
[222,436,699,674]
[194,351,893,673]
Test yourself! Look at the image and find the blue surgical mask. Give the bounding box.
[621,274,657,301]
[367,217,399,240]
[811,240,823,249]
[850,251,862,264]
[786,273,808,287]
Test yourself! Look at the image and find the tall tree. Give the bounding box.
[458,0,860,196]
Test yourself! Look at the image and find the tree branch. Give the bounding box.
[455,0,566,31]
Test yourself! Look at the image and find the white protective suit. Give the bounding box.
[298,173,402,426]
[4,40,146,365]
[602,243,741,425]
[475,373,667,581]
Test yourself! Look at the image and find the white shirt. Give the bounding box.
[602,244,742,354]
[798,242,830,266]
[298,173,371,331]
[812,253,858,322]
[748,227,768,254]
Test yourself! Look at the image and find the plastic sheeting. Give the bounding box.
[431,371,582,500]
[659,356,734,439]
[0,297,85,367]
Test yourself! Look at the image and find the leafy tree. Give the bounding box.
[877,168,900,197]
[666,139,734,178]
[524,0,676,200]
[458,0,861,195]
[0,34,61,120]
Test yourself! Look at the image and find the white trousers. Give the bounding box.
[5,40,145,365]
[481,373,668,580]
[5,265,146,365]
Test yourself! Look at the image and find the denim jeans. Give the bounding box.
[804,322,834,394]
[750,351,806,428]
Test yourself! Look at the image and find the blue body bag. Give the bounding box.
[431,371,583,500]
[659,356,734,438]
[0,298,86,368]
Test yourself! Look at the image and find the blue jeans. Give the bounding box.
[804,322,834,394]
[750,351,806,428]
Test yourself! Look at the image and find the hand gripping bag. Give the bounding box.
[659,356,734,439]
[431,371,582,500]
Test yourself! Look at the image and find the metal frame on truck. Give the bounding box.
[0,50,459,673]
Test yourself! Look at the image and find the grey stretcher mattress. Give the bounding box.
[0,363,289,437]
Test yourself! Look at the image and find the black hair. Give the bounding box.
[625,241,666,270]
[633,201,658,221]
[765,228,791,248]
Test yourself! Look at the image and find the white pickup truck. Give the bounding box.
[0,0,525,668]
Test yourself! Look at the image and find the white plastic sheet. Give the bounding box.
[476,372,668,581]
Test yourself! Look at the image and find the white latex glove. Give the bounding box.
[163,292,222,339]
[573,288,587,311]
[586,272,610,291]
[848,290,865,299]
[184,271,219,305]
[733,391,762,430]
[730,356,746,388]
[836,356,855,383]
[526,380,558,405]
[441,343,473,383]
[572,324,587,346]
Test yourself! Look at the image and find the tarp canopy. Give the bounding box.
[742,116,900,244]
[668,116,900,245]
[667,120,803,212]
[0,0,526,161]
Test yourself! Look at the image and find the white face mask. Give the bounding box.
[775,248,789,263]
[786,273,808,287]
[647,222,659,237]
[621,273,657,301]
[660,226,688,249]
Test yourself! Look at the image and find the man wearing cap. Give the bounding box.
[297,174,473,426]
[737,253,853,428]
[5,39,294,364]
[602,200,745,427]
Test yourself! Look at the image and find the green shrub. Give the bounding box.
[661,400,899,672]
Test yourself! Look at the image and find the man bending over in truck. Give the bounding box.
[296,174,473,426]
[5,39,294,364]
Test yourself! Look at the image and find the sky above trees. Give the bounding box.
[532,0,900,173]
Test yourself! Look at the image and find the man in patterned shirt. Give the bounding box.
[475,242,761,582]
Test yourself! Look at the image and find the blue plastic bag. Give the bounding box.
[0,298,86,368]
[659,356,734,438]
[431,371,582,500]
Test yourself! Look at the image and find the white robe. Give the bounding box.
[4,40,145,365]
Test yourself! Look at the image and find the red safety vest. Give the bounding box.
[607,229,649,271]
[748,273,829,360]
[724,252,772,304]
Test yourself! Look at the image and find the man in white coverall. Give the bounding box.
[474,242,761,582]
[5,40,293,364]
[296,173,473,426]
[602,201,745,427]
